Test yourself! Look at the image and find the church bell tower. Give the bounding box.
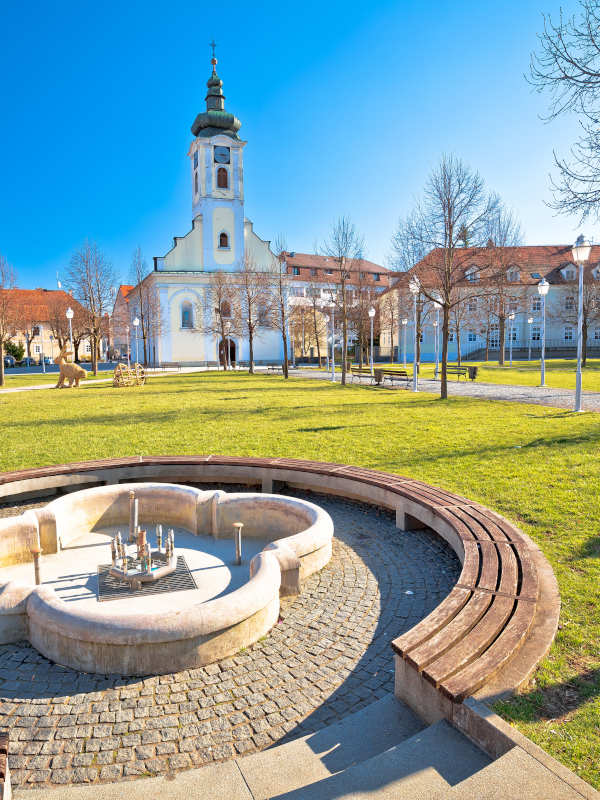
[189,48,246,272]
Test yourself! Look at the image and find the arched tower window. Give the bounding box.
[217,167,229,189]
[181,301,194,329]
[220,300,231,318]
[194,171,198,194]
[219,231,229,249]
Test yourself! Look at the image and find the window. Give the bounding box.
[468,331,477,342]
[531,272,542,280]
[307,287,321,298]
[532,297,541,312]
[508,270,520,282]
[290,287,305,297]
[85,342,91,353]
[217,167,228,189]
[509,327,518,343]
[448,331,455,342]
[565,295,575,311]
[32,326,40,337]
[218,231,229,249]
[564,325,574,341]
[292,266,300,276]
[466,268,480,282]
[564,268,575,280]
[194,171,198,194]
[490,325,499,347]
[326,269,333,275]
[181,302,193,329]
[595,328,600,341]
[258,305,268,324]
[531,325,541,342]
[509,301,518,313]
[468,298,477,312]
[34,344,41,354]
[310,268,317,277]
[193,151,198,169]
[220,300,231,318]
[374,273,380,282]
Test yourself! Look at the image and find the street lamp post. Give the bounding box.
[537,279,550,387]
[330,306,335,382]
[572,234,592,412]
[409,278,420,392]
[527,317,533,361]
[133,317,140,365]
[39,324,45,373]
[66,307,74,353]
[508,312,515,367]
[126,326,130,368]
[402,318,408,367]
[368,307,375,375]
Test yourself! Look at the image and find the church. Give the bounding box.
[124,54,389,367]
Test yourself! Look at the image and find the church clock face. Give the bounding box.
[214,146,230,164]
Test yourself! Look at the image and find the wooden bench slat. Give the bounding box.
[440,598,537,702]
[459,540,481,587]
[423,594,515,688]
[391,586,471,657]
[406,590,493,671]
[494,541,520,597]
[475,540,500,592]
[456,506,512,543]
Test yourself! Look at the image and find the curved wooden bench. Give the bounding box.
[0,456,559,724]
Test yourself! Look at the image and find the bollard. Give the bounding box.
[233,522,243,566]
[30,543,42,586]
[129,491,136,543]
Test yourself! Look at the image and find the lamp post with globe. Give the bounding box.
[432,292,442,379]
[508,312,515,367]
[66,307,74,353]
[537,279,550,386]
[408,277,420,392]
[527,317,533,361]
[572,235,592,411]
[133,317,140,366]
[401,318,408,367]
[368,307,376,375]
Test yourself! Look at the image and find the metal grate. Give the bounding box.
[97,555,197,602]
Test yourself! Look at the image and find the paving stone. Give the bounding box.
[0,492,460,789]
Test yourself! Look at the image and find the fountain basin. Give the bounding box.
[0,483,334,675]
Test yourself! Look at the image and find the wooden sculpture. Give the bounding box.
[54,345,87,388]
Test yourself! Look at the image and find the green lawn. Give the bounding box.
[0,370,113,389]
[0,372,598,787]
[372,358,600,392]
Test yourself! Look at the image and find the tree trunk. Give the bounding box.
[312,305,321,366]
[498,317,506,366]
[456,327,462,366]
[416,304,422,373]
[92,334,98,376]
[582,318,588,367]
[485,328,490,362]
[74,340,80,363]
[282,327,289,378]
[341,308,347,385]
[248,325,254,374]
[143,333,148,367]
[441,305,449,399]
[0,342,4,387]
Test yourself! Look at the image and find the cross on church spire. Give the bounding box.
[209,39,217,71]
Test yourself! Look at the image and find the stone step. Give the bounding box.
[236,693,426,798]
[433,745,595,800]
[256,719,491,800]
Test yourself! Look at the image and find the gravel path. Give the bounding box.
[0,491,459,790]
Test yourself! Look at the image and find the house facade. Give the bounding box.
[380,245,600,363]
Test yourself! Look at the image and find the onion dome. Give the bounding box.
[191,57,242,139]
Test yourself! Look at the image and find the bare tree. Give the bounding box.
[0,254,17,386]
[237,256,272,373]
[482,206,525,364]
[129,247,162,366]
[201,271,240,370]
[530,0,600,220]
[397,155,498,398]
[66,241,115,375]
[267,237,290,378]
[305,283,326,365]
[552,270,600,365]
[321,217,365,385]
[46,293,72,351]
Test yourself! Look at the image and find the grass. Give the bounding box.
[0,370,113,389]
[369,357,600,392]
[0,371,598,786]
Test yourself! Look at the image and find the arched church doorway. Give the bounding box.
[219,339,236,367]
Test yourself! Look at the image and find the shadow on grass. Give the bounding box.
[573,536,600,559]
[494,667,600,722]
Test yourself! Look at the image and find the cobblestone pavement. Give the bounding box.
[0,491,459,790]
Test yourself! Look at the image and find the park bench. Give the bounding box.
[445,365,478,381]
[374,368,410,387]
[351,367,374,383]
[160,362,182,371]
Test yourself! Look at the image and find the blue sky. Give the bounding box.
[0,0,587,288]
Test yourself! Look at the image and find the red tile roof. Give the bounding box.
[283,252,390,286]
[388,244,600,291]
[0,288,84,322]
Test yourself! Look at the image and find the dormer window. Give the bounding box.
[218,231,230,249]
[465,268,480,282]
[507,269,520,282]
[374,273,380,282]
[564,267,575,280]
[292,267,300,276]
[217,167,229,189]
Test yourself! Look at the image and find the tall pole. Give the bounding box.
[126,327,130,369]
[509,317,513,367]
[369,315,374,376]
[403,322,407,368]
[575,260,584,411]
[528,318,532,361]
[69,318,73,351]
[434,308,440,380]
[541,295,546,387]
[330,307,335,382]
[412,294,418,392]
[397,303,401,364]
[40,325,45,373]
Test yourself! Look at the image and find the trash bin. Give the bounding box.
[468,366,478,381]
